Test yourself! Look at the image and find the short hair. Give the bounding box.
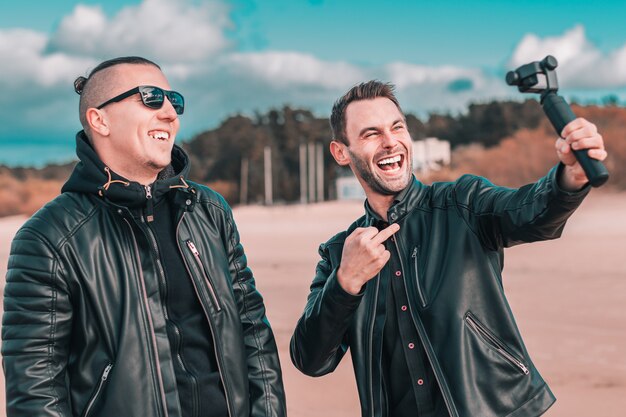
[74,56,161,138]
[330,80,403,145]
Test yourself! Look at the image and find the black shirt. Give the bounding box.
[150,194,228,417]
[378,221,448,417]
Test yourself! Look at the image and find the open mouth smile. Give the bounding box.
[376,154,404,172]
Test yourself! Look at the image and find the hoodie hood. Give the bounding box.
[62,131,193,209]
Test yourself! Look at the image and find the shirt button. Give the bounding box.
[408,343,415,349]
[417,379,424,386]
[395,270,401,277]
[401,305,408,311]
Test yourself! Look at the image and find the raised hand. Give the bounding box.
[336,223,400,295]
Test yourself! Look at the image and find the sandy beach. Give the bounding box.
[1,191,624,416]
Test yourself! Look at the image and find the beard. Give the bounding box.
[347,147,412,196]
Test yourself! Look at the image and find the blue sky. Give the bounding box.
[2,0,626,166]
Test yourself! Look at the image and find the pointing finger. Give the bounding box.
[372,223,400,245]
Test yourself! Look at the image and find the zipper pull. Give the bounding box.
[412,246,418,258]
[145,185,154,222]
[102,364,113,381]
[187,240,199,256]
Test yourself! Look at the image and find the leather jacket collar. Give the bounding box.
[364,176,429,225]
[62,131,193,209]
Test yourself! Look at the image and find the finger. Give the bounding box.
[564,125,598,144]
[570,134,604,151]
[358,227,383,245]
[376,250,391,267]
[556,138,577,165]
[561,117,591,137]
[372,223,400,244]
[555,138,571,155]
[587,148,608,161]
[349,227,375,240]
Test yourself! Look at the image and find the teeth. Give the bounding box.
[377,155,401,165]
[149,131,169,140]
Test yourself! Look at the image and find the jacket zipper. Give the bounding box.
[176,213,233,417]
[368,272,381,417]
[145,185,155,222]
[81,363,113,417]
[143,215,200,417]
[124,219,169,417]
[464,313,530,375]
[186,240,222,311]
[393,237,457,417]
[411,246,427,308]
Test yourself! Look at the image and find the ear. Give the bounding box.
[329,140,351,166]
[86,108,110,137]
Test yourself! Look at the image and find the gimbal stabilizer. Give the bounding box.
[506,55,609,187]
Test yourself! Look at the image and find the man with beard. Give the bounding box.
[2,56,286,417]
[290,80,606,417]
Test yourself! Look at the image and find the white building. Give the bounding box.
[413,137,451,173]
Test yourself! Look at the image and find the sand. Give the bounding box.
[0,191,624,416]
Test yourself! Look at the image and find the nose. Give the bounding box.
[158,97,179,121]
[381,130,398,148]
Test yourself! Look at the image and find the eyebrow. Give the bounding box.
[358,118,405,138]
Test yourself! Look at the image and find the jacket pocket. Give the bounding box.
[410,246,428,307]
[464,312,529,375]
[81,362,113,417]
[186,240,222,312]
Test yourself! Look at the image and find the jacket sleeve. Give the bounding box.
[289,241,363,377]
[453,163,591,250]
[2,227,73,417]
[225,208,286,417]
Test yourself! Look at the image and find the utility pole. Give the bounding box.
[299,143,307,204]
[264,146,273,205]
[308,142,315,202]
[316,143,324,202]
[239,156,248,205]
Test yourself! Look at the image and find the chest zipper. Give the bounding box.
[176,214,233,417]
[464,313,530,375]
[81,363,113,417]
[411,246,427,308]
[144,185,155,222]
[186,240,222,311]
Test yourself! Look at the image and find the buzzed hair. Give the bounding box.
[330,80,403,145]
[74,56,161,138]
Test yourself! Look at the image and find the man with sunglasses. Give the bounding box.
[2,56,286,417]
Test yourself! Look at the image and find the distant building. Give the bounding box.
[335,137,451,200]
[335,174,366,200]
[413,137,451,173]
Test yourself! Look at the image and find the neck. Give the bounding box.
[365,193,396,222]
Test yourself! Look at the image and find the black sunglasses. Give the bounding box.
[96,85,185,115]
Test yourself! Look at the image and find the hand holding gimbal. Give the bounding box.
[506,55,609,187]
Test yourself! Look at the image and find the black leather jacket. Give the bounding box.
[2,133,286,417]
[291,166,589,417]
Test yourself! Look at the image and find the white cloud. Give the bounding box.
[385,62,485,89]
[509,25,626,89]
[0,29,94,88]
[223,51,366,89]
[47,0,232,63]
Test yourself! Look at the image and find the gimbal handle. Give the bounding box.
[542,92,609,187]
[506,55,609,187]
